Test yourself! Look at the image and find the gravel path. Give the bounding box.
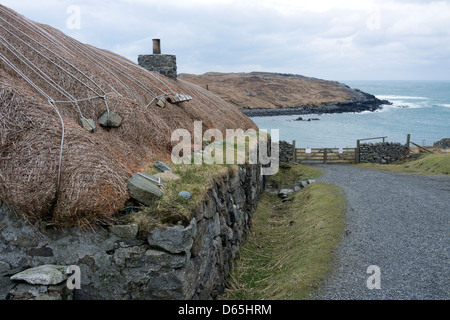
[312,164,449,300]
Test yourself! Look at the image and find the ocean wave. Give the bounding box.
[440,104,450,108]
[386,98,428,109]
[357,103,399,114]
[377,95,429,100]
[378,104,404,112]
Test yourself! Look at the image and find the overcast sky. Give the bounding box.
[2,0,450,80]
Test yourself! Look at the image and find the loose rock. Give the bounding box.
[98,111,122,127]
[278,188,294,198]
[127,173,165,206]
[11,265,68,286]
[178,191,192,199]
[78,118,95,132]
[154,161,172,172]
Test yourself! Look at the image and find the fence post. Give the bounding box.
[324,148,328,164]
[355,140,360,163]
[406,134,410,150]
[292,140,296,163]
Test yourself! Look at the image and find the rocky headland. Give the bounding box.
[179,72,391,117]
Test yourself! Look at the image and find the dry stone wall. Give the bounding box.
[279,140,294,163]
[0,164,265,300]
[359,142,408,163]
[433,138,450,149]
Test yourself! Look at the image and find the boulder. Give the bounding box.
[156,99,166,108]
[127,173,165,206]
[154,161,172,172]
[78,117,95,132]
[98,111,122,127]
[10,265,68,286]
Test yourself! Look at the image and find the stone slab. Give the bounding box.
[10,265,68,285]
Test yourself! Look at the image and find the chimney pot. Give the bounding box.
[152,39,161,54]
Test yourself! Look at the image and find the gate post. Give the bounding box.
[355,140,360,163]
[323,148,328,164]
[292,140,296,163]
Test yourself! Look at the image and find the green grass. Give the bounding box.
[120,131,269,233]
[121,161,237,235]
[357,153,450,175]
[222,163,346,300]
[267,162,323,189]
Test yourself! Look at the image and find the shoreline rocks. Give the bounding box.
[241,98,391,117]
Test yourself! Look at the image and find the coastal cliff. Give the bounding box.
[179,72,391,116]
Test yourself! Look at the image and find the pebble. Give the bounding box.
[178,191,192,199]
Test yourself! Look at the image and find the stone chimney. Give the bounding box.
[138,39,177,79]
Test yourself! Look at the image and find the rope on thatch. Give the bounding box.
[89,46,164,96]
[75,41,160,100]
[0,34,87,119]
[0,23,111,111]
[95,46,178,96]
[0,51,65,191]
[0,6,190,111]
[0,6,73,56]
[0,15,116,113]
[0,4,259,228]
[58,35,145,105]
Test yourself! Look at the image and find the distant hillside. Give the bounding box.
[179,72,390,116]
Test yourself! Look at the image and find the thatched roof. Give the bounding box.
[0,4,257,228]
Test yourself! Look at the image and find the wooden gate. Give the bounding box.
[294,147,356,164]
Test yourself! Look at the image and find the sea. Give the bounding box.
[250,80,450,148]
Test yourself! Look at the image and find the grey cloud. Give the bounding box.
[1,0,449,80]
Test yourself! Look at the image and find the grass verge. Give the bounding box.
[222,163,346,300]
[357,153,450,175]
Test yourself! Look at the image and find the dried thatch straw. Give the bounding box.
[0,4,257,228]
